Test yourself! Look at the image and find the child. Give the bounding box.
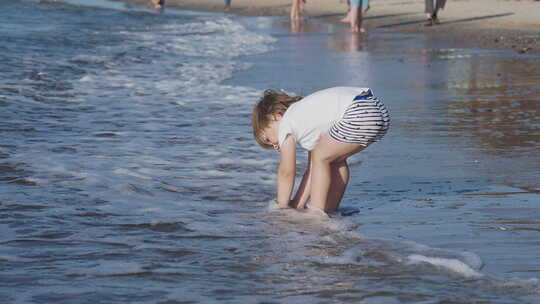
[252,87,390,213]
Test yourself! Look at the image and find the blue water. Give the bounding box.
[2,0,540,303]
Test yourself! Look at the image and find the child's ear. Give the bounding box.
[272,114,282,121]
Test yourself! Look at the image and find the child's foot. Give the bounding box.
[224,5,230,11]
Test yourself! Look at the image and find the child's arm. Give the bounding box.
[276,135,296,208]
[291,151,311,209]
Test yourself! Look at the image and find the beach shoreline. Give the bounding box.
[123,0,540,54]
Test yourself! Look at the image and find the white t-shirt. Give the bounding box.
[278,86,371,151]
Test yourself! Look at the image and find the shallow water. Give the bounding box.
[1,1,539,303]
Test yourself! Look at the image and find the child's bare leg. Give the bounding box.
[326,160,349,211]
[310,134,364,212]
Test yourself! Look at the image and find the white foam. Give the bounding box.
[203,169,228,177]
[264,201,488,280]
[70,15,275,112]
[139,155,171,166]
[172,18,275,58]
[407,254,483,278]
[133,17,275,59]
[79,75,95,82]
[460,251,484,271]
[56,0,138,11]
[113,168,151,180]
[203,149,223,157]
[266,200,335,223]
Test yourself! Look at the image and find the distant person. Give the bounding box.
[290,0,307,20]
[252,87,390,214]
[341,0,369,33]
[424,0,446,26]
[149,0,165,11]
[224,0,231,11]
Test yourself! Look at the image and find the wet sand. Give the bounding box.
[122,0,540,54]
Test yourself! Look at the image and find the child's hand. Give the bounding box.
[289,200,298,209]
[296,202,306,210]
[289,200,306,210]
[273,199,291,209]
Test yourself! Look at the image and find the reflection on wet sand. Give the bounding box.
[445,57,540,151]
[387,43,539,157]
[290,19,303,34]
[328,32,365,52]
[392,40,540,189]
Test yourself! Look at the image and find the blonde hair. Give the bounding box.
[252,89,303,149]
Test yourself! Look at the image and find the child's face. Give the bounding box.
[262,115,281,150]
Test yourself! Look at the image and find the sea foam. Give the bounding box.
[265,200,486,280]
[407,254,483,278]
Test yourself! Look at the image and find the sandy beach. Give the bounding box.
[125,0,540,54]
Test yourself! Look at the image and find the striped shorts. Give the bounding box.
[329,91,390,147]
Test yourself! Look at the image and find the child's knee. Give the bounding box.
[313,152,346,167]
[311,150,333,164]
